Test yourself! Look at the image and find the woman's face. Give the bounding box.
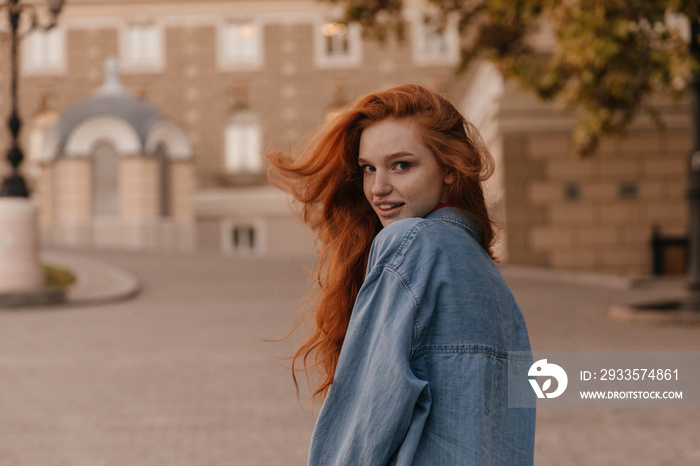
[358,117,453,227]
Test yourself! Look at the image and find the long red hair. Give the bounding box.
[267,84,495,400]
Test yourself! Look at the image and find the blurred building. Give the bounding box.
[37,57,196,250]
[0,0,691,274]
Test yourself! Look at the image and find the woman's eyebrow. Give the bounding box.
[358,152,415,165]
[386,151,415,160]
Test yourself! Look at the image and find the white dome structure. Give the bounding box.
[37,58,196,251]
[43,58,192,161]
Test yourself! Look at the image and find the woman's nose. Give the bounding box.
[371,171,392,197]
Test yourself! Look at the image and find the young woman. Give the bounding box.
[268,84,535,465]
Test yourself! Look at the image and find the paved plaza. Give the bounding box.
[1,248,699,465]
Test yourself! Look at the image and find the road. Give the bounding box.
[0,249,698,465]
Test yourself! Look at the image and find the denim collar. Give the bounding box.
[425,207,484,245]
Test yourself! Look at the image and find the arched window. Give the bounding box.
[224,110,262,173]
[91,141,119,217]
[155,143,170,217]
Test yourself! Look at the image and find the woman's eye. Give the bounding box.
[395,161,410,170]
[361,165,375,173]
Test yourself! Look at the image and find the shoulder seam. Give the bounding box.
[437,217,482,244]
[384,267,423,357]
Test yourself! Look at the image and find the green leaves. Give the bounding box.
[322,0,698,157]
[328,0,407,41]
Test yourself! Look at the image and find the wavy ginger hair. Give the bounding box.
[267,84,495,400]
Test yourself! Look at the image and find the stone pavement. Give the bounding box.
[0,248,698,465]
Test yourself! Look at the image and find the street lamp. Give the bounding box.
[0,0,65,197]
[0,0,64,297]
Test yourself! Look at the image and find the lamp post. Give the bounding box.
[0,0,64,296]
[1,0,65,196]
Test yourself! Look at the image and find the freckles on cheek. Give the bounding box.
[409,181,428,199]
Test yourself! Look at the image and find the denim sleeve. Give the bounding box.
[307,268,430,466]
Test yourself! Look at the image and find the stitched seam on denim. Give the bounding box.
[388,221,474,270]
[507,351,535,361]
[428,207,483,244]
[379,209,480,271]
[383,219,470,358]
[388,221,431,269]
[384,267,418,309]
[384,266,423,357]
[374,214,483,357]
[412,344,511,360]
[439,217,482,244]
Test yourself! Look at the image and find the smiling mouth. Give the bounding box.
[376,203,405,212]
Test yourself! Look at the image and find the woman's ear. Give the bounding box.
[444,171,455,186]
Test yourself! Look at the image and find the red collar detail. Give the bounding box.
[431,203,454,213]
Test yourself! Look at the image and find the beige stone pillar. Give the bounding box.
[171,160,195,222]
[55,157,91,222]
[0,198,44,293]
[120,156,158,220]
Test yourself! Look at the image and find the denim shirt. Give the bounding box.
[307,207,535,465]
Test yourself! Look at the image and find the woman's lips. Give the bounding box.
[375,202,405,218]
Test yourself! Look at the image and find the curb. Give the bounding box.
[499,264,640,290]
[43,251,141,306]
[0,250,140,309]
[608,301,700,325]
[0,288,66,308]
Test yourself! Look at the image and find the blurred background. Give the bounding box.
[0,0,692,275]
[0,0,699,465]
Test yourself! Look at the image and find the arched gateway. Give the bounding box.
[37,58,196,250]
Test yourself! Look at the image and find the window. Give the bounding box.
[315,20,362,68]
[619,182,639,199]
[22,27,65,74]
[219,21,262,68]
[232,225,256,252]
[220,218,266,256]
[563,182,580,202]
[224,110,262,173]
[122,22,163,71]
[323,22,349,56]
[422,20,449,57]
[412,15,459,66]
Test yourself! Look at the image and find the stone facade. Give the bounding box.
[498,84,690,275]
[1,0,471,257]
[0,0,692,274]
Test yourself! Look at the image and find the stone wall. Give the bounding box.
[500,84,690,275]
